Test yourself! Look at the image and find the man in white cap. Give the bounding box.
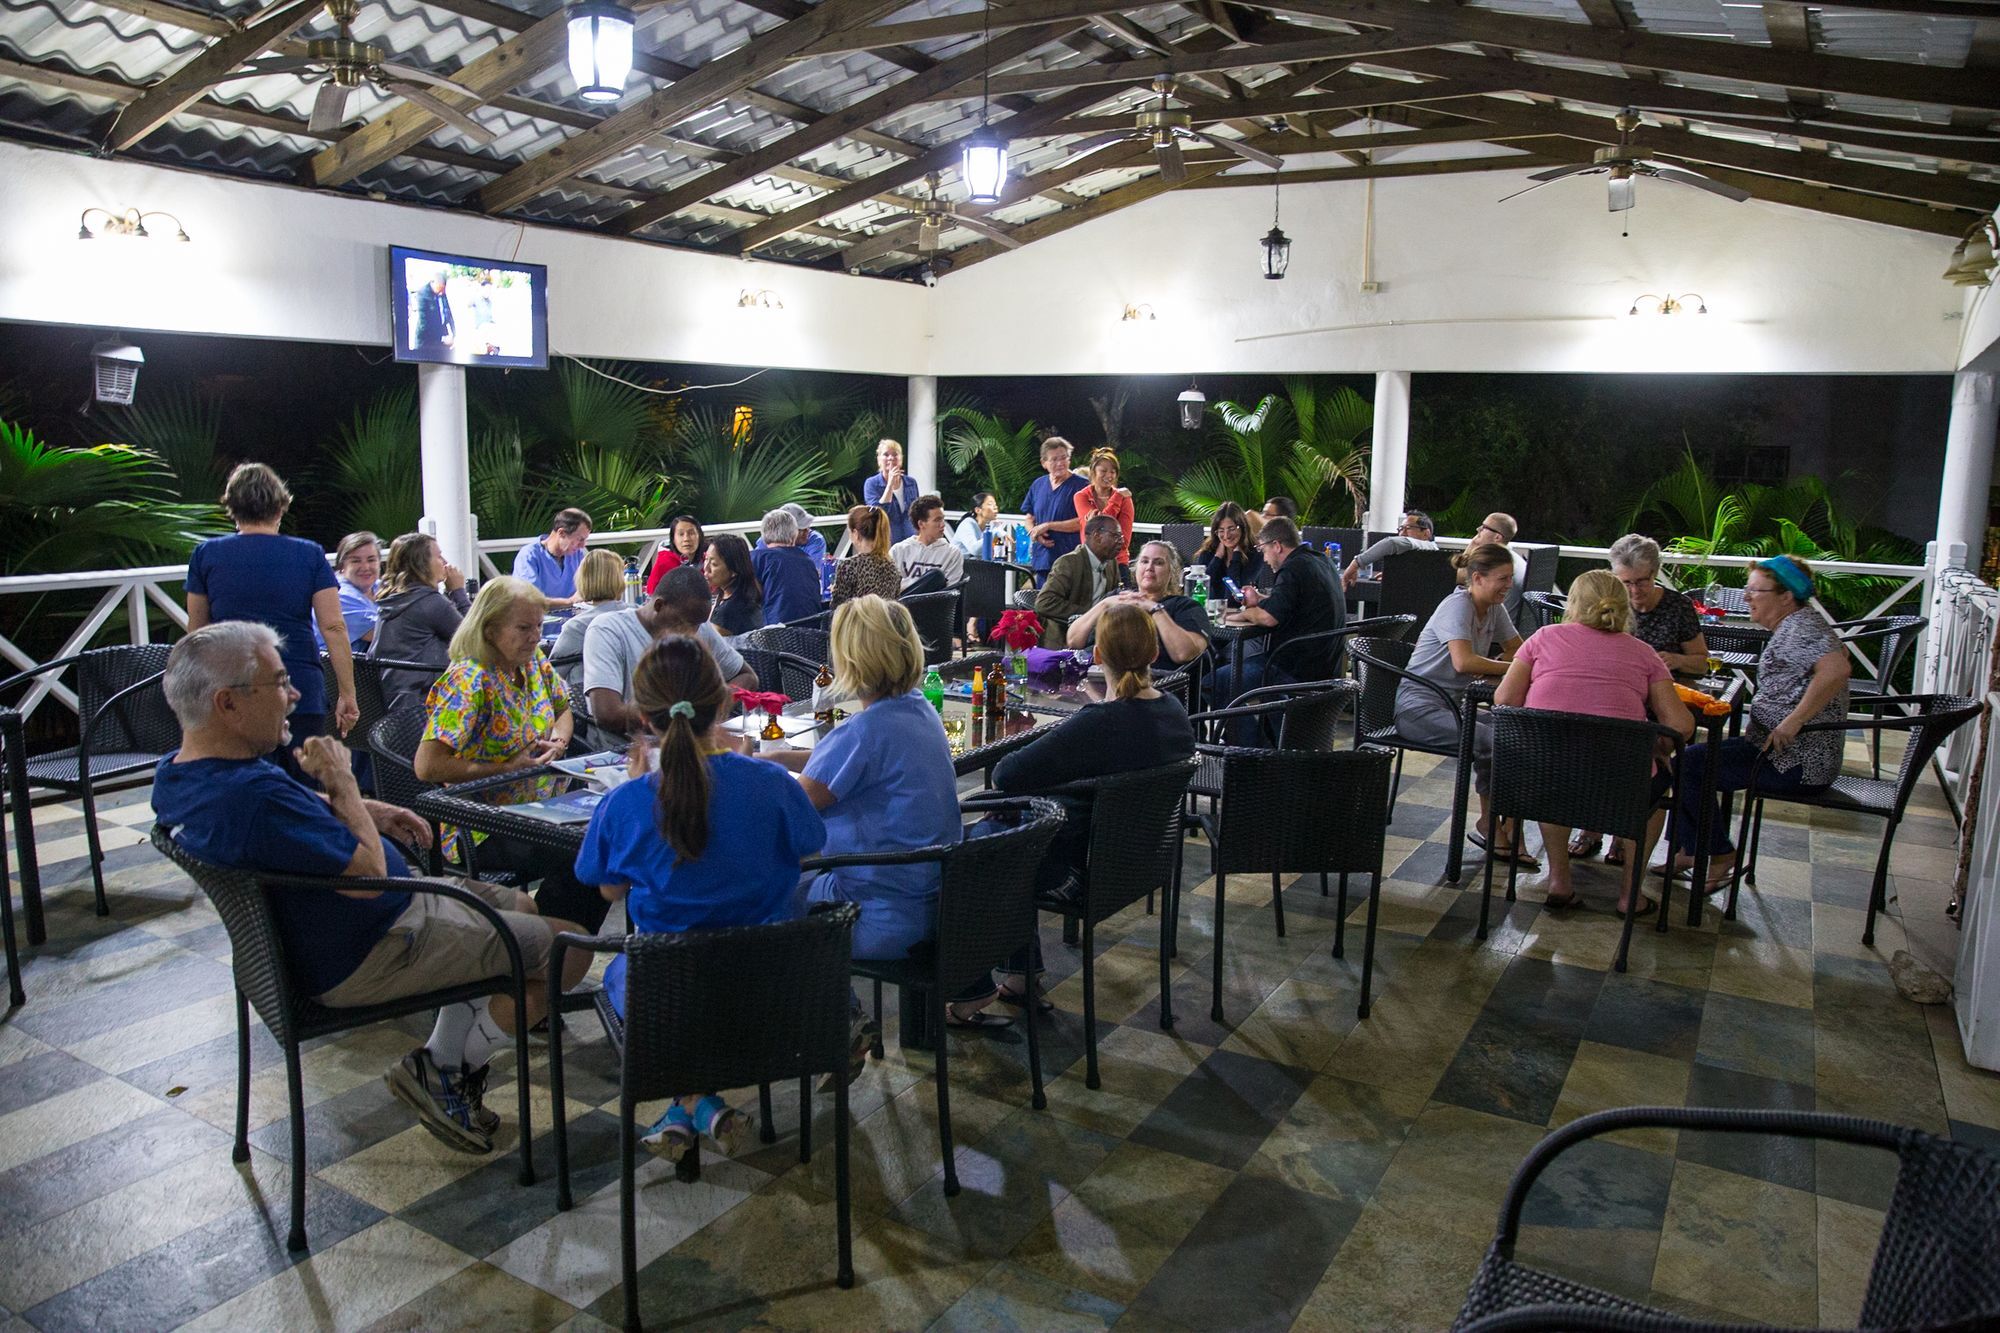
[754,502,827,565]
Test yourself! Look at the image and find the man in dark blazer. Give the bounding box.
[410,273,456,356]
[1033,514,1133,645]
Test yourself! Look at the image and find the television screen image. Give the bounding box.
[388,244,549,370]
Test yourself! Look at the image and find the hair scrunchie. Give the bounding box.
[667,700,695,720]
[1757,555,1812,600]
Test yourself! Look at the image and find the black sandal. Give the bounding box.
[1543,891,1582,911]
[995,986,1056,1016]
[944,1006,1015,1031]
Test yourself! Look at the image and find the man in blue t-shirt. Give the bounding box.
[749,506,825,626]
[150,622,590,1155]
[1018,435,1089,583]
[512,507,593,606]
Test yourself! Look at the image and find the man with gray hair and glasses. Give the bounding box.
[150,622,589,1156]
[1342,509,1439,590]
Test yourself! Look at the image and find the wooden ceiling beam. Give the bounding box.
[611,20,1080,234]
[1271,0,2000,114]
[1757,0,2000,19]
[946,154,1240,272]
[941,30,1449,97]
[477,0,909,214]
[797,0,1150,57]
[103,0,321,152]
[1180,148,1558,185]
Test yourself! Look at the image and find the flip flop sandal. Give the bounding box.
[1471,829,1542,872]
[1567,833,1603,859]
[1619,897,1659,919]
[1603,844,1626,867]
[944,1008,1016,1031]
[1542,892,1583,911]
[996,984,1056,1015]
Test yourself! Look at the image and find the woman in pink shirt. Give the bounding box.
[1073,447,1135,564]
[1494,571,1694,915]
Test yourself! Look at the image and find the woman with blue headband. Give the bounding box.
[1671,555,1850,890]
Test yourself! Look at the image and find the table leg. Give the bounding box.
[1685,716,1724,928]
[1446,701,1477,885]
[2,716,43,946]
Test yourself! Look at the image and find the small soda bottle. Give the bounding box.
[922,667,944,712]
[987,661,1006,714]
[970,665,986,720]
[760,708,784,743]
[812,662,835,724]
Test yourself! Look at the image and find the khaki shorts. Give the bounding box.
[316,878,554,1007]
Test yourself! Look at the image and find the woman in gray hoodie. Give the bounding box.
[370,533,470,711]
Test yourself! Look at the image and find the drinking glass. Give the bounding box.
[943,716,966,753]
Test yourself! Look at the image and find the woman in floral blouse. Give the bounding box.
[415,576,606,929]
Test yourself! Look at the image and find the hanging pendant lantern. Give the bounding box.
[567,0,635,103]
[1261,177,1290,280]
[1177,381,1206,430]
[957,0,1008,204]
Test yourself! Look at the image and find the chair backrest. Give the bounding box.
[1703,583,1749,616]
[1376,549,1458,623]
[1159,522,1204,564]
[1520,590,1567,633]
[1882,695,1984,820]
[1076,758,1199,925]
[1349,637,1415,739]
[1342,614,1418,645]
[618,905,862,1102]
[1837,614,1928,691]
[1519,544,1559,595]
[368,704,436,812]
[931,797,1065,994]
[899,588,961,665]
[962,558,1010,624]
[1273,680,1355,752]
[1488,706,1668,842]
[739,648,822,702]
[744,624,830,668]
[1862,1127,2000,1327]
[79,644,176,754]
[149,824,304,1045]
[1299,527,1363,565]
[1211,745,1392,876]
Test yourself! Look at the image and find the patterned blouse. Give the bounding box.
[831,554,902,607]
[1632,585,1701,655]
[423,651,570,856]
[1749,607,1848,784]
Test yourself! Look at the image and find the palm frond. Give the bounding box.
[0,421,226,572]
[471,421,555,541]
[940,406,1037,503]
[548,359,661,458]
[96,386,225,502]
[671,407,833,522]
[326,387,422,538]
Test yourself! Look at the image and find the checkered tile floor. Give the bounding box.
[1,735,1997,1331]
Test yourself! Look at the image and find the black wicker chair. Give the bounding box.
[1172,745,1395,1023]
[368,706,447,873]
[737,647,824,702]
[962,558,1011,636]
[333,654,444,753]
[1034,760,1197,1086]
[1300,526,1364,566]
[1160,522,1205,564]
[0,645,177,918]
[148,824,536,1253]
[742,624,831,669]
[1376,549,1459,624]
[1484,707,1685,973]
[1340,613,1419,649]
[1702,583,1750,616]
[1350,637,1469,820]
[834,796,1064,1196]
[1453,1106,2000,1333]
[1520,590,1568,634]
[0,710,24,1005]
[548,906,863,1329]
[1834,615,1928,778]
[1701,622,1770,678]
[1723,694,1982,947]
[900,587,963,665]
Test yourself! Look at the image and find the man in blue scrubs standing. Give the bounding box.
[1018,435,1088,585]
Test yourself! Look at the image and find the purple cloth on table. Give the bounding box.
[1023,647,1080,673]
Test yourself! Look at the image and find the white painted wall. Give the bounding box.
[0,140,931,375]
[930,161,1965,375]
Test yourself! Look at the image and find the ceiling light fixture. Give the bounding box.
[566,0,635,104]
[77,206,190,241]
[737,287,784,310]
[1628,292,1707,316]
[1177,379,1206,430]
[1261,176,1290,280]
[1121,303,1157,322]
[958,0,1008,204]
[1943,219,1998,288]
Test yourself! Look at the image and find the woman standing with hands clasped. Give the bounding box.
[863,439,921,545]
[575,634,826,1160]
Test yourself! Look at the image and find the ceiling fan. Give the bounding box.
[1063,76,1282,184]
[870,173,1023,253]
[1499,108,1750,211]
[212,0,494,140]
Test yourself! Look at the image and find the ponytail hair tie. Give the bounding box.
[668,700,695,720]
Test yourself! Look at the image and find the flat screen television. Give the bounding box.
[388,243,549,370]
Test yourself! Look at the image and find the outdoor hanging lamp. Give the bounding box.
[1260,177,1290,280]
[567,0,635,104]
[958,0,1008,203]
[1177,380,1206,430]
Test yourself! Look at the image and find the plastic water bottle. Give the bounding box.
[1014,521,1030,560]
[1327,541,1343,570]
[1188,568,1207,608]
[623,558,641,604]
[980,524,994,562]
[922,667,944,712]
[819,555,837,599]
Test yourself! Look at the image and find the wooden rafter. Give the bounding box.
[103,0,321,151]
[945,154,1243,272]
[476,0,910,214]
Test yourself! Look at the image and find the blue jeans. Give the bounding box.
[1209,650,1277,746]
[1673,737,1824,856]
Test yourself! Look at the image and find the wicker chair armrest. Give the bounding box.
[1457,1304,1784,1333]
[800,841,957,872]
[365,656,449,674]
[1792,705,1967,737]
[1351,648,1467,720]
[77,669,167,764]
[0,652,91,700]
[257,868,533,1000]
[1489,1107,1905,1253]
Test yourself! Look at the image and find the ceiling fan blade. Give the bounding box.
[1189,128,1281,170]
[872,212,918,229]
[1649,165,1752,203]
[955,216,1024,250]
[236,0,320,27]
[1156,137,1187,184]
[387,81,495,143]
[1061,129,1140,166]
[211,56,318,82]
[1527,162,1599,183]
[377,62,482,101]
[1496,171,1586,204]
[1607,174,1636,212]
[308,80,350,133]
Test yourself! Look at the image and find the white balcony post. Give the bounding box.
[1938,371,1997,575]
[908,374,939,496]
[417,363,475,575]
[1367,371,1412,534]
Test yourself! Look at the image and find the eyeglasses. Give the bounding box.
[229,672,292,691]
[1743,585,1779,598]
[1476,524,1502,538]
[1617,575,1655,589]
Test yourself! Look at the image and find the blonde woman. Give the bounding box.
[1494,569,1694,913]
[550,549,629,699]
[863,438,920,543]
[414,576,603,929]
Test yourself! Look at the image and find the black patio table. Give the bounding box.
[1203,617,1273,708]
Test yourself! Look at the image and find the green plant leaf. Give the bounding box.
[0,420,227,573]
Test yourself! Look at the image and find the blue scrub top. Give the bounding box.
[1021,473,1089,574]
[185,532,337,713]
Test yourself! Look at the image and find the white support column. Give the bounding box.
[1939,370,1997,571]
[417,363,475,575]
[907,374,939,496]
[1367,370,1412,534]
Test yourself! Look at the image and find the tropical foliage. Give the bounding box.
[941,406,1038,504]
[0,420,226,574]
[325,386,423,538]
[96,387,226,504]
[1174,378,1373,524]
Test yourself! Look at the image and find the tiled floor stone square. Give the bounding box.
[0,750,1974,1330]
